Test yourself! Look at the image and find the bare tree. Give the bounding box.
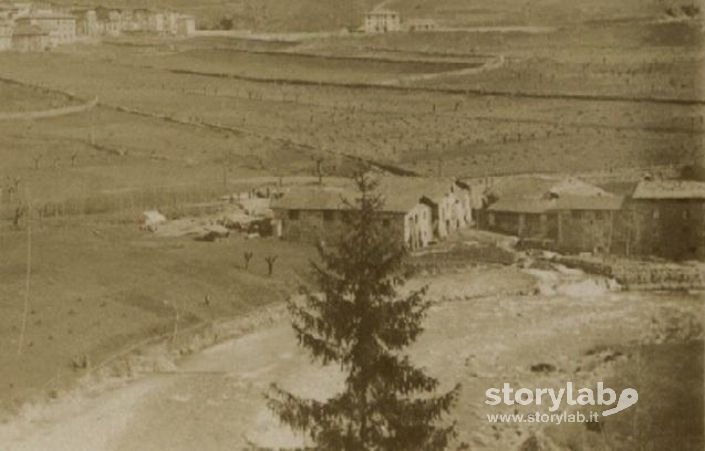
[243,251,253,270]
[314,156,325,184]
[265,255,277,276]
[13,203,26,229]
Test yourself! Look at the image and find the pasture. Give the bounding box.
[0,20,702,419]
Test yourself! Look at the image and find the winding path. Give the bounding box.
[0,268,696,450]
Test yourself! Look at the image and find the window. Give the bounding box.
[571,210,582,220]
[488,213,495,226]
[323,210,334,221]
[288,210,299,220]
[652,208,660,220]
[382,218,391,227]
[683,209,690,220]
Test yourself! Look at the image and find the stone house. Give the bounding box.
[363,9,401,33]
[377,177,472,241]
[480,197,557,240]
[623,180,705,260]
[72,9,99,37]
[477,176,625,254]
[553,195,625,254]
[15,11,76,46]
[11,23,48,51]
[177,14,196,36]
[271,185,433,250]
[95,7,122,36]
[0,20,12,50]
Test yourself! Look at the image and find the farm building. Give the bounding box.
[478,176,603,236]
[94,7,122,36]
[0,20,11,49]
[477,176,625,254]
[15,11,76,45]
[72,9,100,37]
[481,197,556,241]
[271,184,433,250]
[270,176,475,248]
[552,194,625,254]
[176,14,195,36]
[624,180,705,260]
[363,9,401,33]
[379,177,473,241]
[11,23,48,51]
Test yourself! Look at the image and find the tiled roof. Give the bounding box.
[271,187,355,211]
[270,176,461,213]
[488,193,623,213]
[553,194,624,211]
[632,180,705,200]
[486,175,609,200]
[487,198,553,214]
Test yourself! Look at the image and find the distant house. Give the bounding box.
[15,11,76,46]
[95,7,121,36]
[364,9,401,33]
[625,180,705,260]
[112,8,193,36]
[0,20,12,50]
[177,14,195,36]
[11,23,48,51]
[271,184,433,250]
[72,9,100,37]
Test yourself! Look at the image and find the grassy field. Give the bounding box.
[0,80,80,113]
[0,17,702,425]
[0,215,317,418]
[1,23,701,201]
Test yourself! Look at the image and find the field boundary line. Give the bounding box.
[161,67,705,107]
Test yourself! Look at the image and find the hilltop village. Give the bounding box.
[0,1,195,51]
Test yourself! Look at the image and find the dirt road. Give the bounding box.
[0,269,701,450]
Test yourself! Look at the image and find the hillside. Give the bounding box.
[46,0,703,31]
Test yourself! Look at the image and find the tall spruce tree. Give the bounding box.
[266,173,459,450]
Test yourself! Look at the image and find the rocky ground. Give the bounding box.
[0,262,701,450]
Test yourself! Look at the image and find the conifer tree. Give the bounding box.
[266,173,459,450]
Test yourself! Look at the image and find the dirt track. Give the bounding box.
[0,266,701,450]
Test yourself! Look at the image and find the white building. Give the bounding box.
[364,9,401,33]
[176,14,195,36]
[15,11,76,46]
[0,20,12,49]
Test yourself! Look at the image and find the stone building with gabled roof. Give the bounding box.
[363,8,401,33]
[11,22,49,51]
[624,179,705,260]
[15,10,76,46]
[271,183,433,249]
[477,175,627,254]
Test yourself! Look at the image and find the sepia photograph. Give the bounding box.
[0,0,703,449]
